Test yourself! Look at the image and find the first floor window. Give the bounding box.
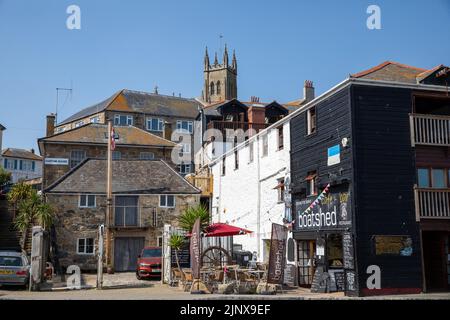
[140,152,155,160]
[262,134,268,157]
[418,168,430,188]
[79,195,96,208]
[70,150,86,168]
[307,107,317,135]
[77,238,94,254]
[180,143,191,154]
[157,236,163,247]
[90,116,100,123]
[114,114,133,126]
[278,125,284,150]
[75,121,84,128]
[306,171,317,196]
[178,164,191,174]
[147,118,164,132]
[159,195,175,208]
[277,178,285,202]
[176,120,193,134]
[112,151,121,160]
[417,168,449,188]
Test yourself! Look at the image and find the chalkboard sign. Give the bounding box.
[171,243,190,268]
[283,264,297,287]
[345,270,357,292]
[342,232,354,269]
[311,266,329,293]
[334,272,345,291]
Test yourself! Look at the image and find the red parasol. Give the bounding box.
[186,223,253,238]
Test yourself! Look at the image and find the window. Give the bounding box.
[112,151,121,160]
[373,235,413,256]
[114,114,133,126]
[180,143,191,154]
[278,126,284,150]
[306,171,317,196]
[140,152,154,160]
[262,134,268,157]
[3,159,14,170]
[75,121,84,128]
[216,81,221,95]
[248,142,254,163]
[432,169,446,188]
[77,238,94,255]
[210,82,215,95]
[277,178,285,203]
[79,195,96,208]
[418,168,430,188]
[222,158,226,176]
[147,118,164,132]
[90,116,100,123]
[234,138,239,170]
[160,195,175,208]
[178,164,191,174]
[70,150,86,168]
[157,236,163,247]
[176,120,193,134]
[307,107,317,135]
[114,196,138,227]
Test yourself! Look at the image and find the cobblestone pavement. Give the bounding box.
[1,283,449,300]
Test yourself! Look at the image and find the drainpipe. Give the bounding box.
[256,136,261,260]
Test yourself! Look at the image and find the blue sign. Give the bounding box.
[327,145,340,166]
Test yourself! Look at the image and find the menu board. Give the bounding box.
[345,270,357,292]
[374,235,413,256]
[171,243,190,268]
[283,264,297,287]
[311,266,329,293]
[342,232,355,269]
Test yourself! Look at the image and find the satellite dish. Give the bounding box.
[341,137,349,148]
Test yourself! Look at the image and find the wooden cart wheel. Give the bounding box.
[201,246,231,268]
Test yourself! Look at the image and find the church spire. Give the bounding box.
[214,52,219,66]
[223,44,229,67]
[232,49,237,72]
[204,46,210,70]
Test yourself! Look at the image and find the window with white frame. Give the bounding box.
[147,118,164,132]
[159,195,175,208]
[140,152,155,160]
[176,120,193,134]
[3,158,14,170]
[75,121,84,128]
[307,107,317,135]
[114,114,133,126]
[180,143,191,154]
[178,163,191,174]
[79,195,96,208]
[77,238,94,255]
[21,160,35,172]
[306,171,318,196]
[90,116,100,123]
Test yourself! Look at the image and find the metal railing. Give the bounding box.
[414,188,450,221]
[410,113,450,147]
[112,206,160,228]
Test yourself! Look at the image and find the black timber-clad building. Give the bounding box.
[289,61,450,296]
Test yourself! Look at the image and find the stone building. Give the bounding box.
[1,148,43,183]
[45,159,200,271]
[38,121,177,189]
[51,89,201,176]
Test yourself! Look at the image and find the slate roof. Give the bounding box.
[45,159,200,195]
[0,124,5,131]
[1,148,42,161]
[350,61,427,84]
[39,123,175,148]
[59,90,201,126]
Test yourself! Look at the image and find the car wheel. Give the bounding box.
[136,273,142,280]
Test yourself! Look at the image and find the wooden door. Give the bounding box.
[114,237,145,272]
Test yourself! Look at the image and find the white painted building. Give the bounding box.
[210,119,292,263]
[1,148,43,183]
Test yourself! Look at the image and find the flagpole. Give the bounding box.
[105,120,113,271]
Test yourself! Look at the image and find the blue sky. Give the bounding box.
[0,0,449,151]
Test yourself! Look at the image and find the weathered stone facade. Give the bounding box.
[48,193,199,271]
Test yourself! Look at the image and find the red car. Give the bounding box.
[136,247,162,280]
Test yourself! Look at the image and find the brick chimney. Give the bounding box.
[303,80,315,103]
[46,113,56,137]
[164,121,172,141]
[248,97,265,135]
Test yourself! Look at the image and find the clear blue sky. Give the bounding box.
[1,0,449,152]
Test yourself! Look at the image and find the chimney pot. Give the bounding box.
[303,80,315,102]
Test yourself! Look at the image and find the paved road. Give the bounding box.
[1,283,449,300]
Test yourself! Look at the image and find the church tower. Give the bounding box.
[202,45,237,104]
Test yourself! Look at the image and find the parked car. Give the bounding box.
[0,250,30,288]
[136,247,162,280]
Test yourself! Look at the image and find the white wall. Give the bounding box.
[2,157,43,183]
[211,121,291,262]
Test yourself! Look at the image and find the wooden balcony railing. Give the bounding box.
[410,113,450,147]
[111,206,159,228]
[207,121,269,134]
[414,188,450,221]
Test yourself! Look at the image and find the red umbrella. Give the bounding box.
[204,223,252,237]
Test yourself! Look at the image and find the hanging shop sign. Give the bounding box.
[327,144,341,166]
[295,185,351,231]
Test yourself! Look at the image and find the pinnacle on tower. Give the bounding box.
[223,44,229,67]
[214,52,219,66]
[204,46,210,70]
[232,49,237,71]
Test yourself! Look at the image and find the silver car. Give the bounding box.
[0,251,30,287]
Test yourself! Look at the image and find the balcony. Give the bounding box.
[409,113,450,147]
[186,174,213,197]
[110,205,160,229]
[207,121,269,134]
[414,188,450,221]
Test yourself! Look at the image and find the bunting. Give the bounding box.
[289,183,331,227]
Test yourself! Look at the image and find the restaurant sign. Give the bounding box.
[267,223,288,284]
[296,186,351,231]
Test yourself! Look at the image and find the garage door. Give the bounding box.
[114,237,145,272]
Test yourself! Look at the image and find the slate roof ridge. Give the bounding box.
[44,157,93,192]
[160,159,201,194]
[351,61,426,79]
[122,89,197,102]
[1,148,43,160]
[416,64,446,81]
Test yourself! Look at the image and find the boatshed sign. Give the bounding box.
[296,186,351,231]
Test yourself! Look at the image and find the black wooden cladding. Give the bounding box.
[351,85,422,290]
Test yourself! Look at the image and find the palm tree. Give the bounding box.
[0,166,11,187]
[7,182,33,217]
[169,234,186,281]
[178,204,210,233]
[13,190,54,251]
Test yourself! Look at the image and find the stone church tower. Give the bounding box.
[202,45,237,104]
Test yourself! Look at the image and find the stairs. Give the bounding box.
[0,198,22,251]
